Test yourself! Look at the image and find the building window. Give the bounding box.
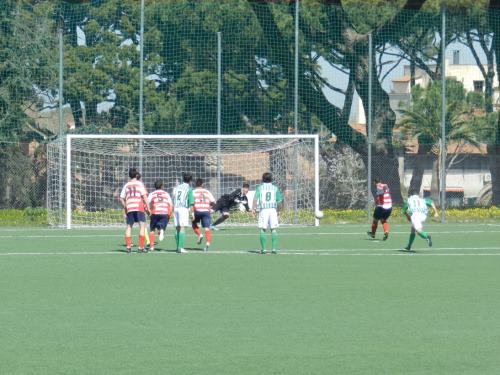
[473,80,484,93]
[453,50,460,65]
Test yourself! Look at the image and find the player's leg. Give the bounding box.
[125,216,133,253]
[149,215,156,251]
[124,211,137,252]
[173,209,180,250]
[368,207,381,238]
[405,226,416,251]
[269,209,279,254]
[414,213,431,246]
[158,216,168,248]
[192,213,203,244]
[176,208,188,253]
[201,213,212,251]
[212,208,230,227]
[382,208,392,241]
[258,209,269,254]
[407,213,429,250]
[158,216,165,241]
[138,213,146,252]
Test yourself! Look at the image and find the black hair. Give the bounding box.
[154,180,163,190]
[128,168,138,179]
[182,173,192,183]
[262,172,272,183]
[242,182,250,189]
[195,178,203,187]
[135,172,141,180]
[408,188,420,196]
[373,177,381,184]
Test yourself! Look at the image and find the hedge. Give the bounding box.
[0,207,498,226]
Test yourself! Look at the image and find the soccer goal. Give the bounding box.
[47,134,320,228]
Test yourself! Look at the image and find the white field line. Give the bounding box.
[0,222,497,232]
[0,248,499,257]
[1,230,500,239]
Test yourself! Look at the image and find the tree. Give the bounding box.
[398,79,487,201]
[0,1,57,142]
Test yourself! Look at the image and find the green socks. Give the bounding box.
[259,230,278,252]
[407,232,416,248]
[175,230,186,249]
[407,230,429,249]
[260,230,266,251]
[418,231,429,239]
[271,229,278,250]
[178,231,185,249]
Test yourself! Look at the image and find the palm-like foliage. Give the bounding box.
[399,79,482,149]
[398,79,488,200]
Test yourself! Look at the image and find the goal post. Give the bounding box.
[47,134,320,228]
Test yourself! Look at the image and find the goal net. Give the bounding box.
[47,135,319,228]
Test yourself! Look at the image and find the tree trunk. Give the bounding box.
[410,57,416,88]
[430,155,440,203]
[67,96,82,129]
[408,143,430,194]
[351,45,403,204]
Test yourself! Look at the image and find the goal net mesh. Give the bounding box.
[47,136,317,227]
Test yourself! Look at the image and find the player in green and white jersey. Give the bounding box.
[252,172,283,254]
[402,189,439,251]
[172,173,194,253]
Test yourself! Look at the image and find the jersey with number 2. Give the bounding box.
[173,183,194,209]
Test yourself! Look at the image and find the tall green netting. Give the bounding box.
[0,1,57,212]
[60,0,141,133]
[1,0,500,223]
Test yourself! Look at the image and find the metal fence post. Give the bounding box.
[217,31,222,198]
[139,0,145,172]
[58,20,64,226]
[367,32,373,223]
[440,5,447,223]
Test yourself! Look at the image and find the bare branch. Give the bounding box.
[380,56,405,84]
[312,71,347,95]
[466,31,488,79]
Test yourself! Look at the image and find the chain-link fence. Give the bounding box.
[1,0,499,223]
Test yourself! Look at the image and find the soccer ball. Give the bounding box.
[315,210,324,219]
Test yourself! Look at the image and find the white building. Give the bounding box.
[348,55,495,205]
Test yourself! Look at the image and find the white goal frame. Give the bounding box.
[63,134,320,229]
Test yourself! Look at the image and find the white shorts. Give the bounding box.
[258,208,279,229]
[411,212,427,232]
[173,207,190,227]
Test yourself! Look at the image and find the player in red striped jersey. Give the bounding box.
[367,177,392,240]
[119,168,150,253]
[191,178,216,251]
[147,180,173,251]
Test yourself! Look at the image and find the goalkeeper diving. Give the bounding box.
[211,183,251,229]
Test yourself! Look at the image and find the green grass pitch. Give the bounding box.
[1,223,499,374]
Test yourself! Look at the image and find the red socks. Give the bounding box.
[193,224,201,237]
[382,221,389,233]
[125,236,131,248]
[371,222,378,235]
[138,235,145,249]
[205,229,211,244]
[149,232,155,247]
